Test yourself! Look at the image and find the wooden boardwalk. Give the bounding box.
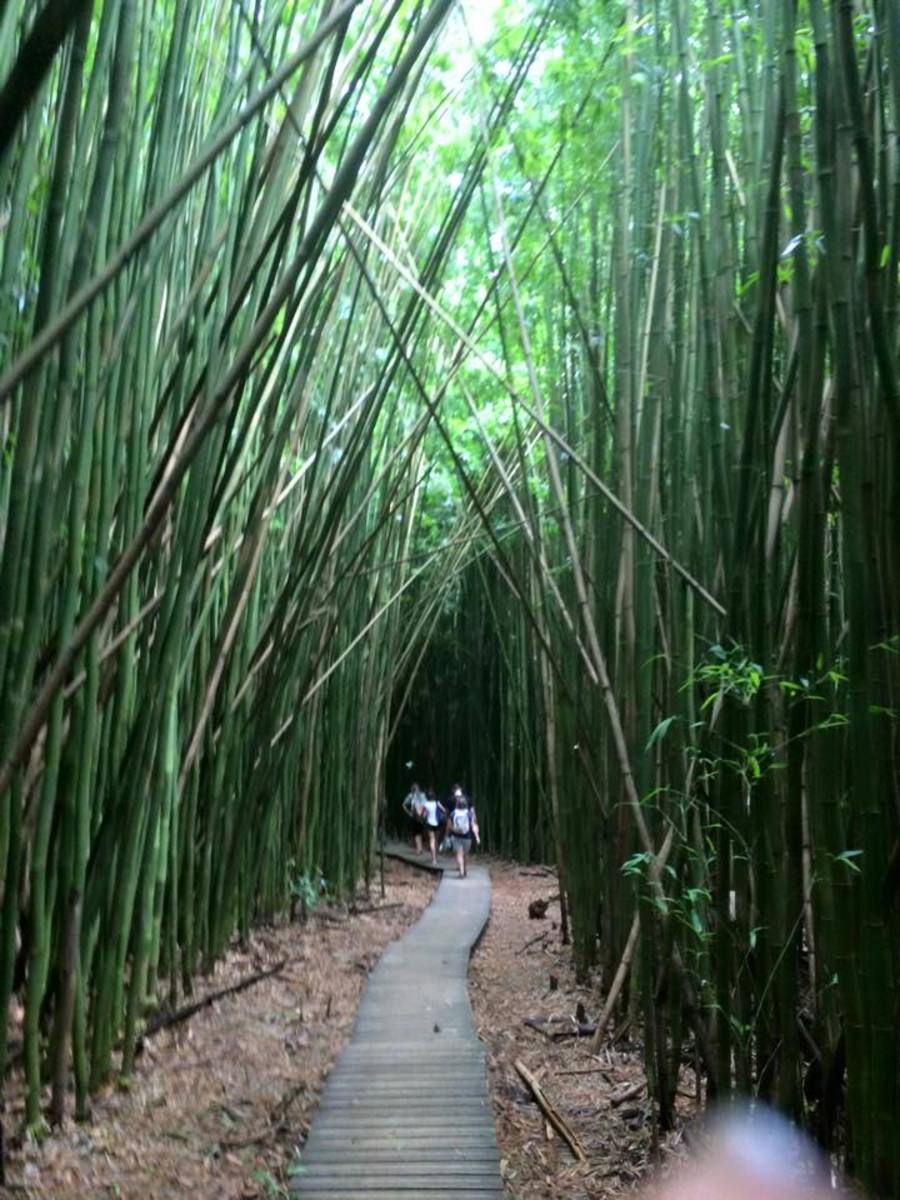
[380,839,447,872]
[290,845,502,1198]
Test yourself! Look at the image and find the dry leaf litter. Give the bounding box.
[470,858,698,1199]
[4,857,436,1198]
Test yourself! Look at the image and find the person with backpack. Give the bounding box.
[401,782,426,854]
[421,788,447,865]
[447,784,479,878]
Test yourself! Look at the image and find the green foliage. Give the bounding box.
[251,1168,289,1198]
[289,868,329,917]
[686,642,766,709]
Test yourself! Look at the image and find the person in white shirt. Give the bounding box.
[421,788,446,865]
[401,782,425,854]
[447,785,479,878]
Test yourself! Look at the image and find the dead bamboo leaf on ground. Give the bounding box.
[471,863,697,1199]
[6,860,435,1198]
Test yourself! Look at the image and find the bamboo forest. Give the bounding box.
[0,0,899,1195]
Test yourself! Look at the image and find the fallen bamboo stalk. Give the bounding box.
[219,1080,309,1150]
[523,1017,558,1042]
[521,930,551,951]
[555,1067,614,1079]
[548,1025,597,1041]
[609,1080,644,1107]
[137,959,287,1049]
[590,911,640,1051]
[523,1015,596,1041]
[219,1122,287,1150]
[590,821,678,1054]
[514,1060,588,1163]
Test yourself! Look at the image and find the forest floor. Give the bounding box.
[471,858,698,1199]
[4,857,437,1198]
[4,853,697,1199]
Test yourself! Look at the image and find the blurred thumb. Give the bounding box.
[646,1105,838,1200]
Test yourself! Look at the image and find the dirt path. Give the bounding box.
[470,859,694,1199]
[6,858,436,1199]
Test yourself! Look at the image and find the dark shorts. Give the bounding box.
[406,813,423,836]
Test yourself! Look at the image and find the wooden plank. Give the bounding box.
[318,1090,487,1098]
[297,1163,499,1176]
[318,1084,489,1095]
[379,842,446,872]
[295,1178,503,1191]
[325,1069,486,1081]
[304,1133,498,1150]
[292,1191,504,1199]
[298,1149,500,1165]
[314,1112,489,1123]
[315,1099,489,1112]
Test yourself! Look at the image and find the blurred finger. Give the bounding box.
[646,1105,836,1200]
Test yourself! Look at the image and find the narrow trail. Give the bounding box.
[290,842,502,1198]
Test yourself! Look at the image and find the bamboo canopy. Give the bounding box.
[0,0,899,1195]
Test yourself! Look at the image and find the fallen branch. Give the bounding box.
[554,1023,597,1040]
[523,1016,596,1042]
[313,911,349,924]
[521,930,550,951]
[590,910,640,1051]
[349,901,403,915]
[609,1080,644,1108]
[523,1017,558,1042]
[514,1060,588,1163]
[138,959,286,1049]
[219,1121,287,1150]
[611,1017,631,1044]
[219,1082,309,1150]
[555,1067,614,1080]
[270,1081,308,1124]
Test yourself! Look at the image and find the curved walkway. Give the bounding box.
[290,845,502,1198]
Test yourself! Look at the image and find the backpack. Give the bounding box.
[451,805,471,836]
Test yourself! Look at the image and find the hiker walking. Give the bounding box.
[447,784,479,878]
[421,787,446,865]
[401,782,426,854]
